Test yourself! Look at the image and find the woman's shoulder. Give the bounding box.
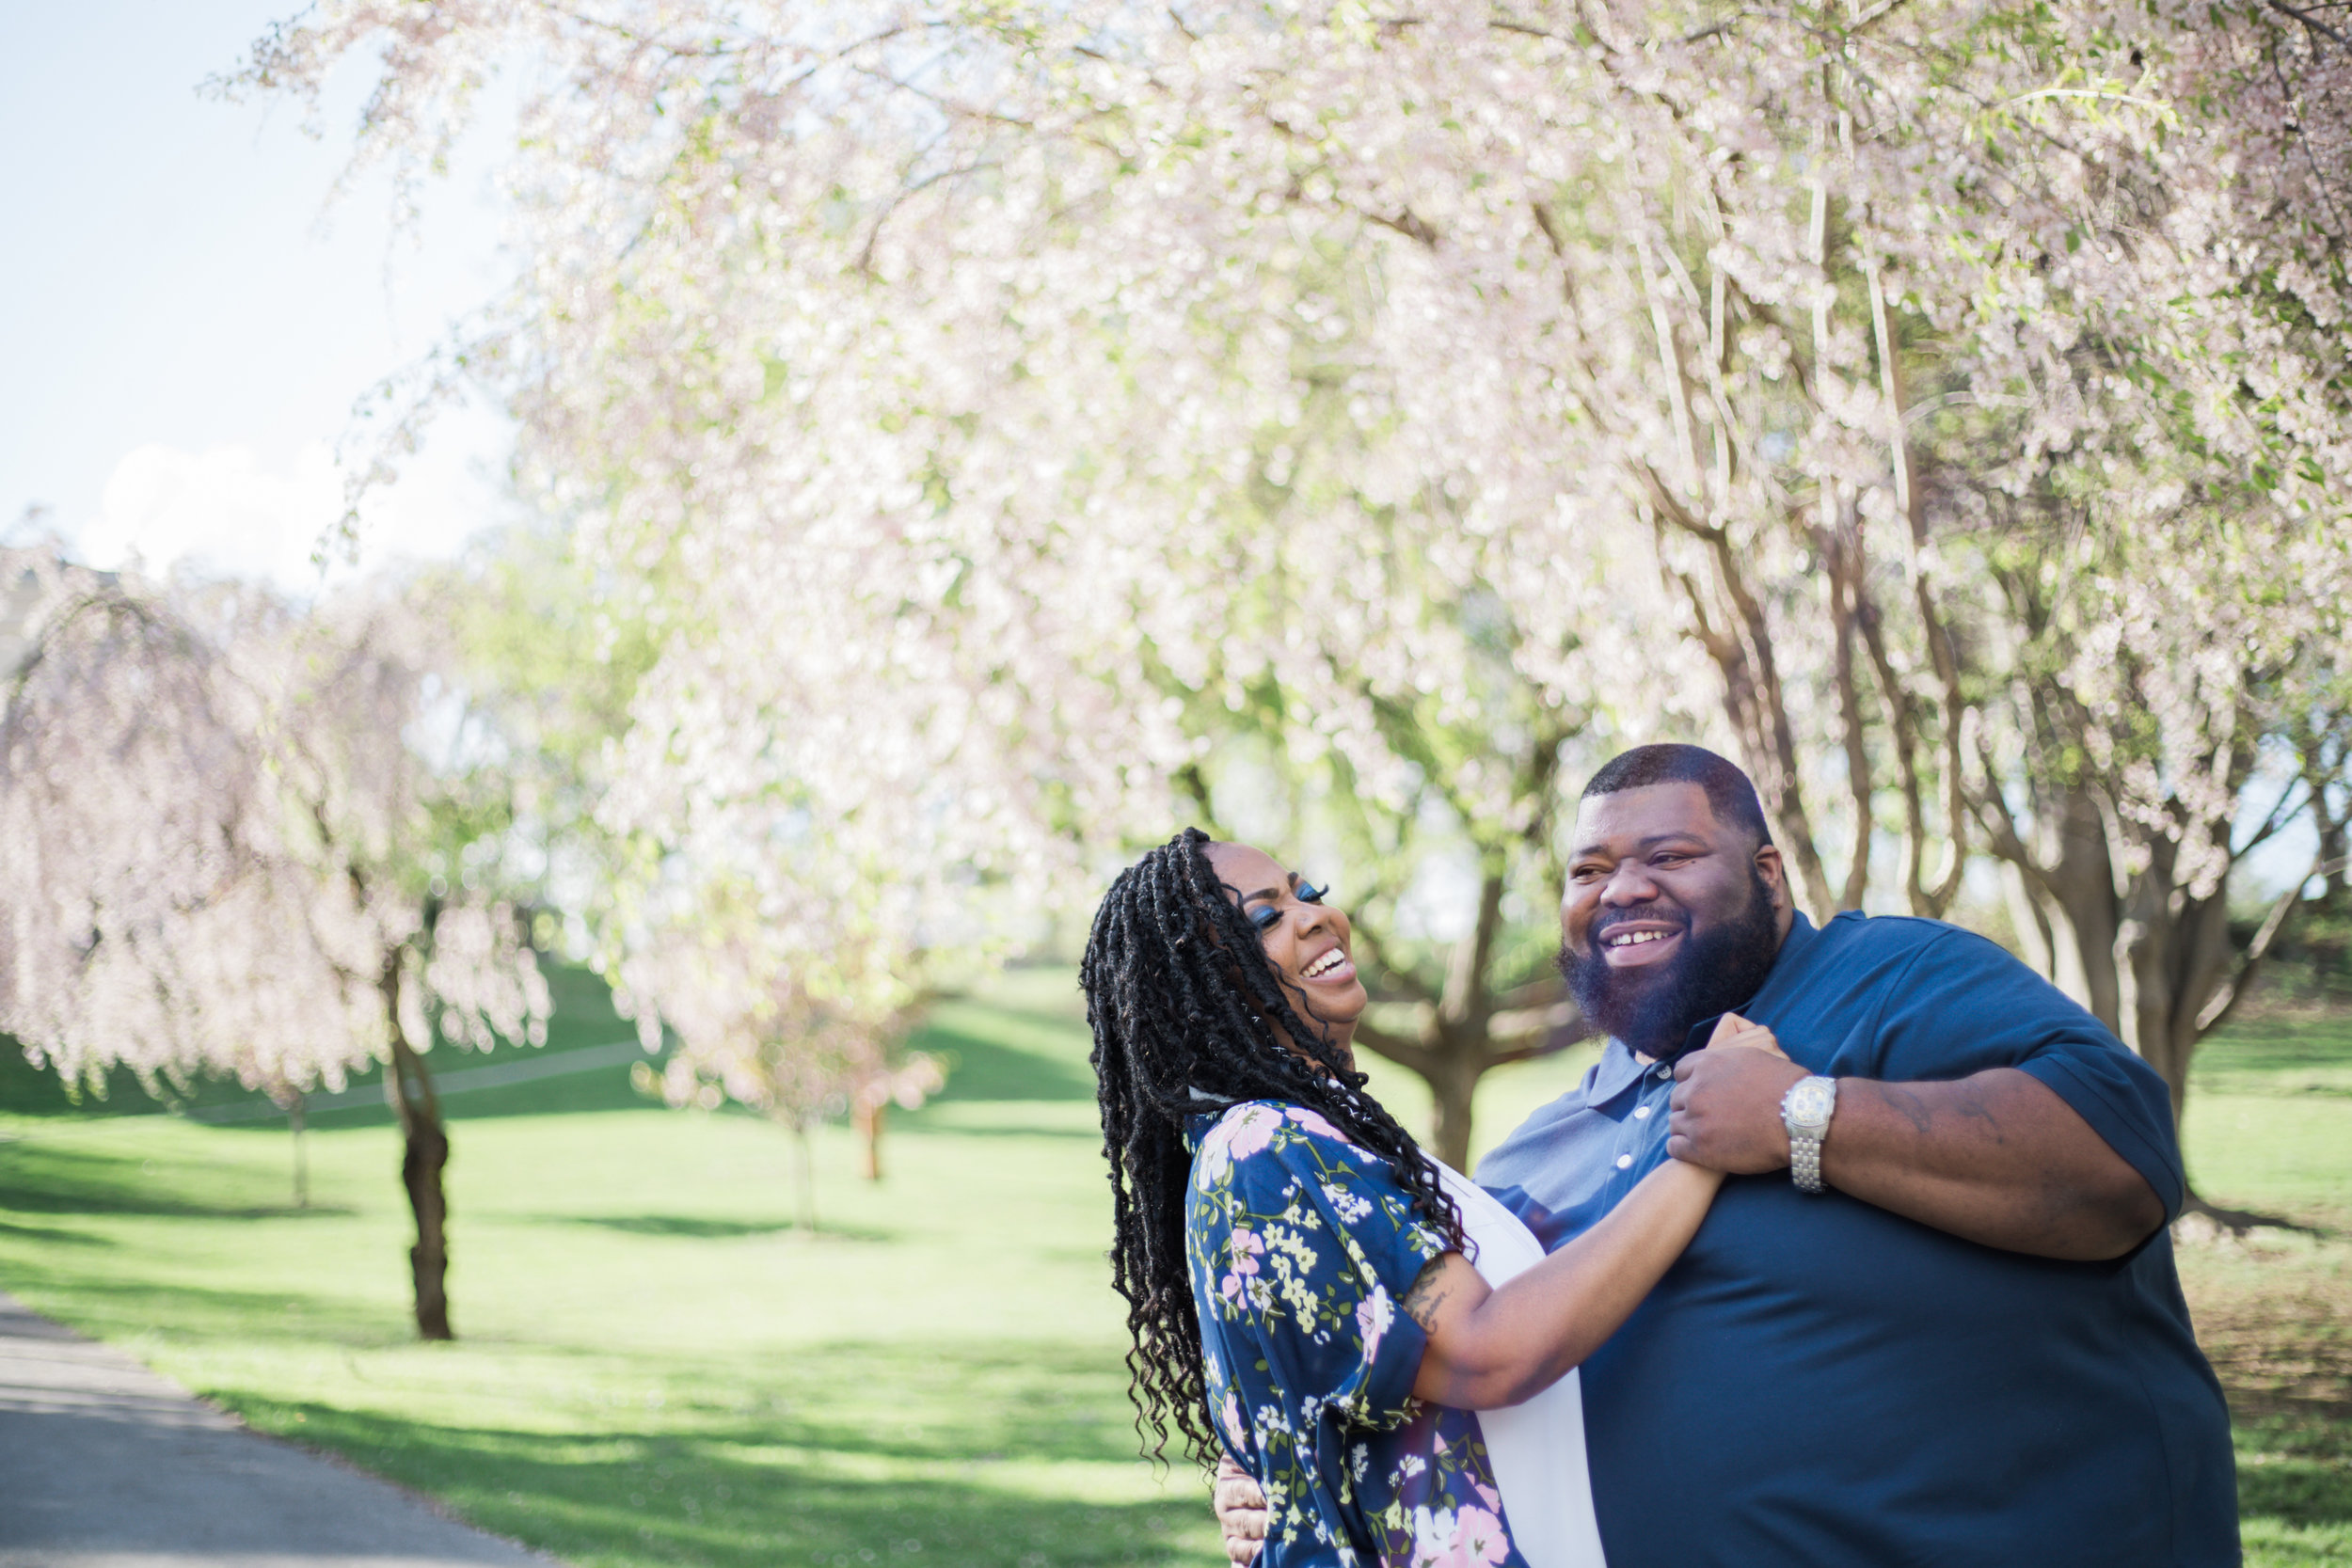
[1199,1098,1358,1156]
[1190,1099,1390,1194]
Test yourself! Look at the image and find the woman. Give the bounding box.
[1083,829,1771,1568]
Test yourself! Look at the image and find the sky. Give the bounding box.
[1,2,516,592]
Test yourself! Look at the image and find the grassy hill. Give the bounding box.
[0,968,2344,1566]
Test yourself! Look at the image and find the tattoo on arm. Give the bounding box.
[1883,1085,1934,1136]
[1399,1258,1454,1332]
[1954,1085,2007,1144]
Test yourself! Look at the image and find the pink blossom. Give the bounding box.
[229,0,2352,1179]
[1222,1104,1286,1160]
[1199,1103,1286,1189]
[1219,1227,1265,1302]
[1356,1284,1394,1364]
[1409,1504,1512,1568]
[1285,1105,1350,1145]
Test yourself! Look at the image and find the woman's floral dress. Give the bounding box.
[1186,1101,1529,1568]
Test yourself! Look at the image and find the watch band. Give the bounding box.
[1780,1075,1837,1196]
[1789,1129,1826,1194]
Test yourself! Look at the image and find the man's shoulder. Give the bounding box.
[1806,911,2113,1043]
[1814,910,2010,971]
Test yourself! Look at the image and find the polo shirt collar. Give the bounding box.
[1586,1037,1650,1105]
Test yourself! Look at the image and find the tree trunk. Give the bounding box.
[1424,1050,1481,1173]
[381,955,453,1341]
[790,1120,818,1234]
[1985,783,2125,1029]
[289,1093,309,1210]
[1994,784,2301,1158]
[856,1100,885,1181]
[1354,868,1581,1171]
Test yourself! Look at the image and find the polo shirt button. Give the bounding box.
[1614,1154,1633,1170]
[1633,1105,1651,1118]
[1654,1065,1672,1081]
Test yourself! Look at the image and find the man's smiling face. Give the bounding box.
[1559,781,1795,1058]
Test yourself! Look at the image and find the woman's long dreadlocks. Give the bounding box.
[1080,827,1465,1467]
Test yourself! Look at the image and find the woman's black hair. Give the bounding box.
[1080,826,1465,1466]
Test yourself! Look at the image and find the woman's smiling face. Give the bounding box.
[1201,842,1370,1044]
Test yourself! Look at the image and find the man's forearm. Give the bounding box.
[1668,1046,2169,1260]
[1818,1069,2165,1260]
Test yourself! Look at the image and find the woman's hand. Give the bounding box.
[1666,1011,1807,1172]
[1705,1010,1788,1060]
[1405,1157,1725,1409]
[1212,1453,1268,1565]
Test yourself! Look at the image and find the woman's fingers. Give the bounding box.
[1707,1010,1788,1059]
[1724,1029,1788,1059]
[1212,1456,1268,1564]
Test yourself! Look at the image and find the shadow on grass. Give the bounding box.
[203,1338,1210,1568]
[0,1143,353,1222]
[558,1214,893,1243]
[2237,1413,2352,1528]
[899,1117,1102,1141]
[914,1022,1095,1104]
[0,1217,112,1247]
[288,1408,1204,1568]
[0,1259,423,1349]
[2195,1015,2352,1098]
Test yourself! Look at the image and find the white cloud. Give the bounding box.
[81,440,342,588]
[70,410,514,594]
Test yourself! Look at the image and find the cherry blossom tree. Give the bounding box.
[1640,0,2352,1146]
[617,897,942,1220]
[0,548,549,1337]
[230,0,2352,1165]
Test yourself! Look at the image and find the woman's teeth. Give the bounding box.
[1303,950,1347,977]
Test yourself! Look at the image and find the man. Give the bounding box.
[1216,743,2236,1566]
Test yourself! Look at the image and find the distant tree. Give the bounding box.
[617,893,942,1220]
[0,549,548,1338]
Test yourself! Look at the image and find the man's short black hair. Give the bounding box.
[1581,743,1773,847]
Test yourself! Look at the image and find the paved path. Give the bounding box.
[0,1292,554,1568]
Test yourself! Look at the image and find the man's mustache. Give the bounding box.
[1592,904,1692,940]
[1557,903,1694,974]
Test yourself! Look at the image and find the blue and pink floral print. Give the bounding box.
[1185,1101,1529,1568]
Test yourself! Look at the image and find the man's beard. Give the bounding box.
[1558,869,1783,1060]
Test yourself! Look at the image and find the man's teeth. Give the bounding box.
[1304,950,1347,977]
[1607,930,1674,948]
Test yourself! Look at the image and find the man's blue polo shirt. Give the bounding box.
[1476,911,2238,1567]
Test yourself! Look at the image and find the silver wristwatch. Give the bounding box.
[1780,1075,1838,1195]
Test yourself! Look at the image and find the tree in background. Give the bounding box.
[0,547,549,1337]
[236,0,2352,1163]
[618,894,942,1220]
[0,552,379,1099]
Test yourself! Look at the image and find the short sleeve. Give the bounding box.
[1870,929,2185,1219]
[1190,1102,1446,1433]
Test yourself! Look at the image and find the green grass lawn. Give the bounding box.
[2177,1010,2352,1567]
[1,969,2346,1565]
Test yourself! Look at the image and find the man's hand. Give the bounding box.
[1213,1453,1266,1566]
[1667,1015,2165,1259]
[1667,1013,1807,1173]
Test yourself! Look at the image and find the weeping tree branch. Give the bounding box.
[2193,853,2352,1037]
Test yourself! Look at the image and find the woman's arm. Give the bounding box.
[1404,1019,1785,1409]
[1402,1156,1722,1409]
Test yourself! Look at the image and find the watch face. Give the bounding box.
[1788,1081,1833,1126]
